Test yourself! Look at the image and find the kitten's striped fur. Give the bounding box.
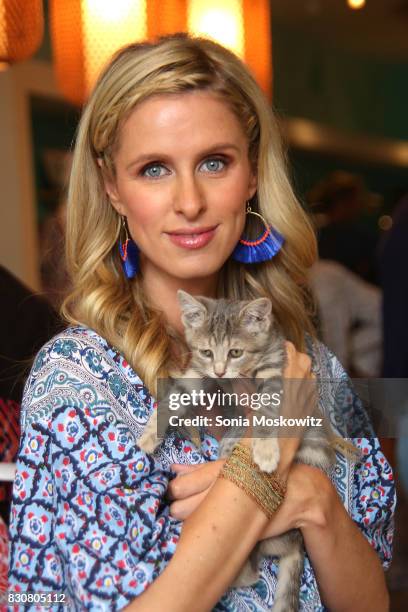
[138,290,340,611]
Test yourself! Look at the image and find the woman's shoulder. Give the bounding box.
[29,324,135,383]
[32,324,114,362]
[22,325,154,431]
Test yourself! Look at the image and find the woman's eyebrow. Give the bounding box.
[126,143,240,170]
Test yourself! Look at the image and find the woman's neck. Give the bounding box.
[141,271,219,334]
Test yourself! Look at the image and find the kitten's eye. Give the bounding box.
[229,349,243,358]
[199,349,213,358]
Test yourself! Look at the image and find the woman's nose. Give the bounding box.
[173,173,206,219]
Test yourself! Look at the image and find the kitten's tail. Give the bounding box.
[272,548,304,612]
[329,437,362,462]
[321,418,362,462]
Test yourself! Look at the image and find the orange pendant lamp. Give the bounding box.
[0,0,44,69]
[50,0,272,106]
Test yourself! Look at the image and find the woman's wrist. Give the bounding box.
[294,468,338,532]
[219,443,287,520]
[258,464,337,541]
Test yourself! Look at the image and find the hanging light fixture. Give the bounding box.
[347,0,366,9]
[50,0,272,106]
[0,0,44,70]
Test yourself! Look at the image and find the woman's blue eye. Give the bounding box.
[201,158,226,173]
[141,157,226,178]
[142,164,166,178]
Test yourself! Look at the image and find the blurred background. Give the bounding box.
[0,0,407,607]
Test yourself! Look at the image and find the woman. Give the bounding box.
[8,35,394,611]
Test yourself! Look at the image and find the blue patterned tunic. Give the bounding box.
[8,326,395,611]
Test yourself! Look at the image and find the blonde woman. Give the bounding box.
[8,35,394,611]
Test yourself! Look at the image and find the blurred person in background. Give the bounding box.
[308,171,379,284]
[380,194,408,379]
[0,267,61,595]
[307,172,383,378]
[309,259,382,377]
[378,193,408,602]
[0,266,61,525]
[380,194,408,495]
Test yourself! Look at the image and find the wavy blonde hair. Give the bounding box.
[62,34,317,394]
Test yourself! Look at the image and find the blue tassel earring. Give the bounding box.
[118,216,139,279]
[232,203,285,264]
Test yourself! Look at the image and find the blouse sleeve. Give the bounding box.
[351,436,395,570]
[314,340,397,571]
[8,337,183,611]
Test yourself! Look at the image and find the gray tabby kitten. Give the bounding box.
[138,290,336,612]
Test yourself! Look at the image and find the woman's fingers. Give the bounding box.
[167,459,224,501]
[170,464,201,475]
[258,463,331,540]
[281,342,316,418]
[276,343,318,477]
[283,341,312,379]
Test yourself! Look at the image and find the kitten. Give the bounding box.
[138,290,338,612]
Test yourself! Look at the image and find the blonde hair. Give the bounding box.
[62,34,317,394]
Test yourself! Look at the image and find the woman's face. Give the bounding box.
[104,90,257,288]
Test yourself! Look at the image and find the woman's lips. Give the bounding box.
[166,226,218,249]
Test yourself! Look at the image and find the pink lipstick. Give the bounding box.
[166,226,218,249]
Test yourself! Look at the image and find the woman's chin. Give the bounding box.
[173,266,220,281]
[167,259,224,282]
[140,248,232,283]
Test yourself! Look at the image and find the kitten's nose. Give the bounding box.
[214,365,226,377]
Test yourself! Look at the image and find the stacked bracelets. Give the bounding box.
[218,443,287,520]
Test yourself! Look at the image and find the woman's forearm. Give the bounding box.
[123,477,268,612]
[301,493,389,612]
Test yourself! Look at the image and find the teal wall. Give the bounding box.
[271,20,408,215]
[272,21,408,141]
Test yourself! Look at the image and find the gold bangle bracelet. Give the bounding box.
[232,443,287,496]
[218,442,287,520]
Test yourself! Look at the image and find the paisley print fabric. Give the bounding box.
[7,327,395,611]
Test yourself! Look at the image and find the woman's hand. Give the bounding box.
[259,463,337,539]
[168,459,337,541]
[167,460,226,520]
[276,341,316,478]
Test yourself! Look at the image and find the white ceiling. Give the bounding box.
[271,0,408,59]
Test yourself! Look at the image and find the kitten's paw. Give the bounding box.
[232,561,260,588]
[255,454,279,473]
[252,439,280,473]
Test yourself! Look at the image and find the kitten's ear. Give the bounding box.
[239,298,272,333]
[177,290,208,329]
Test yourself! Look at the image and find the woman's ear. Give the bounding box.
[97,158,124,215]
